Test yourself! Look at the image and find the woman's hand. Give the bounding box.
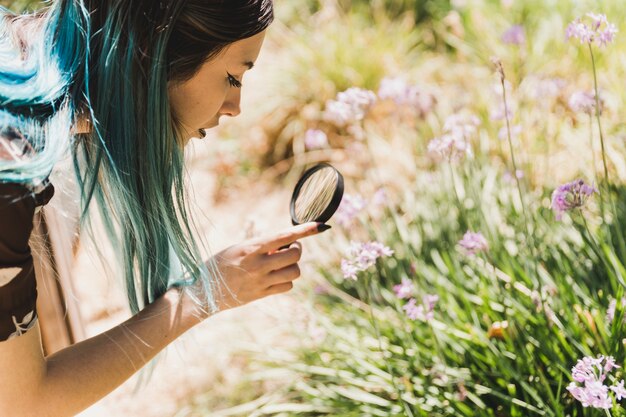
[210,221,330,312]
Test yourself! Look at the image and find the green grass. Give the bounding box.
[234,158,626,415]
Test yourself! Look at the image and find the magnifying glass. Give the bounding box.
[279,163,344,249]
[290,163,344,225]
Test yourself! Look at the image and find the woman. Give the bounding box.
[0,1,330,415]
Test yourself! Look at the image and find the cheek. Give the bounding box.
[198,94,225,120]
[169,81,227,128]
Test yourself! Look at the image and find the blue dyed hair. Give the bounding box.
[0,0,273,314]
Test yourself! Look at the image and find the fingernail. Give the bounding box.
[317,223,332,233]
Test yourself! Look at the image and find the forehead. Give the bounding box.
[220,30,266,66]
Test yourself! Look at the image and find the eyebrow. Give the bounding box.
[242,61,255,70]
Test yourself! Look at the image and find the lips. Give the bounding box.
[196,120,219,139]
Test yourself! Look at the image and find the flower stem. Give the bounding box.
[588,45,626,261]
[581,214,602,258]
[589,45,610,191]
[588,113,602,219]
[364,273,416,417]
[579,212,621,293]
[498,63,541,293]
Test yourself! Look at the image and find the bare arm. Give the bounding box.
[0,221,325,417]
[0,286,204,417]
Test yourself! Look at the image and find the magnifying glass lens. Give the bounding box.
[290,163,344,225]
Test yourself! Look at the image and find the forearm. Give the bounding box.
[34,287,205,417]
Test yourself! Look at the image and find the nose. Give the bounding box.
[219,88,241,118]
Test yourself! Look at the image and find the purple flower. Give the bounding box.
[566,13,618,47]
[423,294,439,311]
[341,241,394,280]
[567,382,612,409]
[341,259,359,280]
[337,87,376,109]
[568,355,624,409]
[606,297,626,323]
[458,231,489,255]
[612,380,626,401]
[427,133,473,162]
[587,13,618,46]
[304,129,329,150]
[428,113,480,162]
[501,25,526,45]
[403,298,423,320]
[378,77,435,116]
[569,91,601,115]
[402,294,438,321]
[349,241,394,270]
[551,179,597,220]
[323,100,353,127]
[335,193,367,227]
[443,113,481,137]
[605,356,620,373]
[359,241,394,259]
[393,277,414,299]
[404,86,436,116]
[566,21,594,44]
[597,25,619,46]
[324,87,377,127]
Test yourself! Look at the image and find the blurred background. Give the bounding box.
[4,0,626,416]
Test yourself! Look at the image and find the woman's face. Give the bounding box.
[168,30,267,144]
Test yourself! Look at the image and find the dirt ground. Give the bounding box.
[70,137,326,417]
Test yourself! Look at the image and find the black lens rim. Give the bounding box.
[289,163,344,225]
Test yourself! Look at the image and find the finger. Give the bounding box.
[262,244,302,273]
[269,240,302,255]
[264,281,294,296]
[266,263,301,286]
[255,222,323,254]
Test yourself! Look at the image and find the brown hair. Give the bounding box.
[83,0,273,84]
[168,0,274,81]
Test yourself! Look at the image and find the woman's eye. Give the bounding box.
[227,73,242,88]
